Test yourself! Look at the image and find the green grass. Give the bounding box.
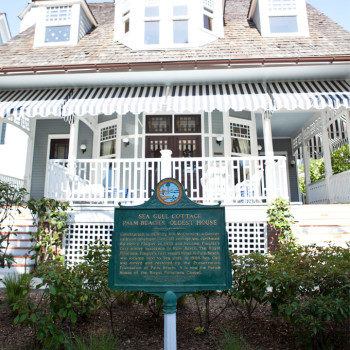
[3,273,32,311]
[220,328,248,350]
[64,332,120,350]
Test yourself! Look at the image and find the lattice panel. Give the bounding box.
[64,223,113,265]
[203,0,214,10]
[226,222,267,255]
[100,124,117,142]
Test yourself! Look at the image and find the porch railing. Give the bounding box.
[308,170,350,204]
[0,174,25,190]
[45,156,288,206]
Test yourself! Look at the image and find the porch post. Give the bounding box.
[262,111,275,201]
[68,116,79,161]
[301,128,311,203]
[160,149,173,179]
[346,109,350,148]
[321,110,333,203]
[24,119,36,194]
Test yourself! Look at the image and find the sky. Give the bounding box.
[1,0,350,38]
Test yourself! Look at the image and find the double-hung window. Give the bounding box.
[45,6,72,43]
[173,4,188,44]
[144,3,160,45]
[203,0,214,31]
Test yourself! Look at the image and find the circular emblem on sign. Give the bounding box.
[156,179,182,205]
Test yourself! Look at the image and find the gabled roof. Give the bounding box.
[0,0,349,72]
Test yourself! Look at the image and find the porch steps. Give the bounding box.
[0,208,36,277]
[292,204,350,247]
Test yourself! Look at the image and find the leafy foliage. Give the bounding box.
[331,143,350,174]
[266,197,296,247]
[225,253,268,319]
[27,197,71,266]
[0,181,27,269]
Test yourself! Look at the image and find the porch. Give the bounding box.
[44,154,288,206]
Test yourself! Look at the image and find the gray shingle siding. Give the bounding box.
[31,119,70,199]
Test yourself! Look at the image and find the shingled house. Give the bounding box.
[0,0,349,267]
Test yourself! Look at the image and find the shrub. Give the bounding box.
[220,328,248,350]
[267,244,350,348]
[267,197,296,247]
[27,197,71,267]
[225,253,268,319]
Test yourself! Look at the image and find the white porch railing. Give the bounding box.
[0,174,25,190]
[308,170,350,204]
[45,156,288,205]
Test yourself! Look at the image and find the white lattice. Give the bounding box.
[226,222,267,255]
[230,122,250,139]
[100,124,117,142]
[64,223,113,265]
[46,6,72,22]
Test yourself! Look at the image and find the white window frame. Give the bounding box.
[258,0,309,38]
[172,4,189,44]
[97,119,119,159]
[224,116,258,157]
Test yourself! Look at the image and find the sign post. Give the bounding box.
[109,178,232,349]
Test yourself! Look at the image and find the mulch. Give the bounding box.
[0,291,348,350]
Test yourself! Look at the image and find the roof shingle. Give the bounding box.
[0,0,349,69]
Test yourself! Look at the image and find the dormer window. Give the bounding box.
[144,4,160,45]
[114,0,224,50]
[32,0,96,47]
[173,5,188,44]
[248,0,309,38]
[45,6,72,43]
[203,0,214,31]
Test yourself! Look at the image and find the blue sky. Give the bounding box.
[1,0,350,37]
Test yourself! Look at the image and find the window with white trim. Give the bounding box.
[100,124,117,157]
[144,6,160,44]
[203,0,213,31]
[173,4,188,44]
[45,6,72,42]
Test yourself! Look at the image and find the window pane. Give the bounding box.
[173,5,187,16]
[145,21,159,44]
[145,6,159,17]
[175,115,201,133]
[146,116,172,133]
[231,139,251,154]
[269,16,298,33]
[100,140,116,157]
[173,20,188,44]
[45,25,71,42]
[0,35,3,45]
[203,15,212,30]
[125,19,130,33]
[1,123,6,145]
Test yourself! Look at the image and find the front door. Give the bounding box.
[49,138,69,159]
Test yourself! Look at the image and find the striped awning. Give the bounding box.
[0,88,73,119]
[62,86,167,116]
[166,83,272,112]
[267,80,350,111]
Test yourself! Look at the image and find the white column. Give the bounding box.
[301,129,311,204]
[24,119,36,194]
[346,110,350,148]
[321,110,333,203]
[262,111,275,201]
[160,149,173,179]
[68,117,79,161]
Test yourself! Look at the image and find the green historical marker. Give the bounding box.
[109,178,232,295]
[109,178,232,350]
